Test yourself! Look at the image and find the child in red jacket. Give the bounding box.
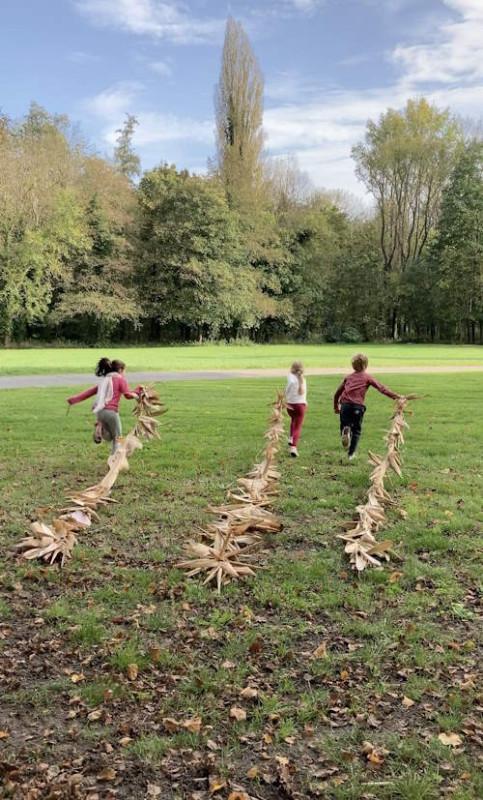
[333,353,404,460]
[67,357,140,453]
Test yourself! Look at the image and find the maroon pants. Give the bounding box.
[287,403,307,446]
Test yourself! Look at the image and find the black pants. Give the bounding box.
[340,403,366,456]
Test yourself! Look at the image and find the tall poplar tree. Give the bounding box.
[215,17,264,211]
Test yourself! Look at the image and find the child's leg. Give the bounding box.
[291,404,306,447]
[340,404,352,448]
[97,410,122,454]
[348,406,365,456]
[287,406,296,443]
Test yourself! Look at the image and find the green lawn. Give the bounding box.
[0,375,482,799]
[0,342,482,375]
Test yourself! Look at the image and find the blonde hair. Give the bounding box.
[352,353,368,372]
[290,361,305,393]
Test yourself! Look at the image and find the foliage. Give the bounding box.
[135,165,269,339]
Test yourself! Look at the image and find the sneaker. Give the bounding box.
[348,452,357,461]
[289,446,298,458]
[93,422,103,444]
[341,426,351,449]
[287,438,293,446]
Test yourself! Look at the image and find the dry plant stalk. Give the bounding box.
[338,395,418,571]
[178,392,285,592]
[15,386,165,566]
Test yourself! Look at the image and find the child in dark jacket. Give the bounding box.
[333,353,404,460]
[67,357,140,454]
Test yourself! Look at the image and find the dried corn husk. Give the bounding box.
[178,392,285,591]
[17,385,164,566]
[338,396,416,571]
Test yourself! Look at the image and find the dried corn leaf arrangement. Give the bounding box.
[178,392,285,592]
[338,395,418,572]
[15,386,165,566]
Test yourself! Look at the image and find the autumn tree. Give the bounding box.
[215,17,264,211]
[352,99,461,338]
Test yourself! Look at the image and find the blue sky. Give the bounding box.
[1,0,482,196]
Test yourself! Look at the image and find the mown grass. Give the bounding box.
[0,374,481,799]
[0,341,482,375]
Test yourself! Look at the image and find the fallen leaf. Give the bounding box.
[97,767,116,782]
[0,731,10,739]
[312,642,328,659]
[148,646,161,663]
[87,709,103,721]
[209,776,226,793]
[119,736,132,747]
[183,716,202,733]
[249,637,263,654]
[230,706,247,722]
[246,766,259,779]
[162,717,180,732]
[70,673,85,684]
[126,663,138,681]
[240,687,258,700]
[228,793,250,800]
[389,571,403,583]
[146,784,162,798]
[402,696,415,709]
[438,732,462,747]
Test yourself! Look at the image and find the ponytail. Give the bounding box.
[95,357,126,376]
[95,357,112,377]
[290,361,305,394]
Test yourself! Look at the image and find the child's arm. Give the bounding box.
[67,386,97,405]
[333,379,346,413]
[367,375,400,400]
[119,376,141,400]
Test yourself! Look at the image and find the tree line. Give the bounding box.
[0,18,481,346]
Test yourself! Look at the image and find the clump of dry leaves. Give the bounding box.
[177,392,285,592]
[15,386,165,566]
[338,395,418,571]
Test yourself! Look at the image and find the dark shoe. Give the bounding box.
[341,426,351,449]
[93,422,103,444]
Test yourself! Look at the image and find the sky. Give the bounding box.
[0,0,482,197]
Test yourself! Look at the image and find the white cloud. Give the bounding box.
[149,60,172,76]
[84,81,143,117]
[393,0,483,85]
[75,0,223,44]
[263,0,483,194]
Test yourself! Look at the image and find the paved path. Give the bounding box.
[0,365,482,390]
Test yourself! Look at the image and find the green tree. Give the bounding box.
[426,140,483,342]
[114,114,141,181]
[135,165,268,340]
[352,99,461,338]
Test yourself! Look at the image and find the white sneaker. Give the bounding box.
[348,453,357,461]
[289,446,298,458]
[287,438,293,446]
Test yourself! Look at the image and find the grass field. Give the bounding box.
[0,374,482,799]
[0,342,482,375]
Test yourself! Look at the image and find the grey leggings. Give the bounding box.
[96,409,122,453]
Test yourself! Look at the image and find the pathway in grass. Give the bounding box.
[0,341,482,376]
[1,362,482,391]
[0,375,482,799]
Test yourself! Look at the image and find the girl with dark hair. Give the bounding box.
[67,357,140,454]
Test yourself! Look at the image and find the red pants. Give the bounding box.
[287,403,307,446]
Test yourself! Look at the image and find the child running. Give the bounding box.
[333,353,404,460]
[67,358,140,454]
[285,361,307,458]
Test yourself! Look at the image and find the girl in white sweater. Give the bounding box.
[285,361,307,457]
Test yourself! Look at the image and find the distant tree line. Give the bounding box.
[0,18,481,346]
